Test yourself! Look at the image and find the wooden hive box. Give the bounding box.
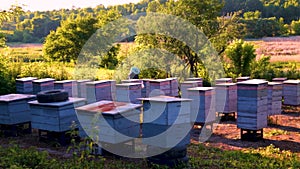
[187,87,216,123]
[272,77,287,83]
[166,77,179,97]
[74,80,91,98]
[215,78,233,84]
[283,80,300,106]
[142,123,191,148]
[215,83,237,113]
[122,79,150,98]
[186,78,203,87]
[149,79,171,96]
[76,101,141,144]
[180,81,202,98]
[54,80,77,97]
[16,77,37,94]
[237,79,268,130]
[32,78,55,94]
[236,77,250,82]
[29,97,86,132]
[0,94,35,125]
[116,83,142,104]
[86,80,116,104]
[268,82,282,116]
[139,96,191,125]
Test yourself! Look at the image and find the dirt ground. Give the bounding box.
[191,105,300,158]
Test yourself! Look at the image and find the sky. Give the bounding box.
[0,0,141,11]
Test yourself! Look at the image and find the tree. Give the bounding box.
[225,39,256,76]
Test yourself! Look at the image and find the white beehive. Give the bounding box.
[187,87,216,124]
[237,79,268,130]
[215,78,233,84]
[283,80,300,106]
[32,78,55,94]
[16,77,37,94]
[116,83,142,104]
[0,94,35,125]
[180,81,202,98]
[76,101,141,144]
[268,82,282,116]
[29,98,86,132]
[215,83,237,113]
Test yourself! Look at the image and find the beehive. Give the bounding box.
[32,78,55,94]
[187,87,216,124]
[237,79,268,130]
[122,79,150,98]
[186,78,203,87]
[215,83,237,113]
[283,80,300,106]
[215,78,233,84]
[75,80,91,98]
[54,80,77,97]
[16,77,37,94]
[139,96,191,148]
[236,77,250,82]
[166,77,179,97]
[116,83,142,104]
[267,82,282,116]
[0,94,35,125]
[180,81,202,98]
[86,80,116,103]
[149,79,171,96]
[272,77,287,83]
[29,97,86,132]
[76,101,141,144]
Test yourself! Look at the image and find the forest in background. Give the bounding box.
[1,0,300,44]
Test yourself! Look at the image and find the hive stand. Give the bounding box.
[0,94,35,136]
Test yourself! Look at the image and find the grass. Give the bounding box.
[0,143,298,169]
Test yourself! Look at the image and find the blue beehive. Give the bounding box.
[186,78,203,87]
[54,80,76,97]
[272,77,287,83]
[166,77,179,97]
[75,80,91,98]
[283,80,300,106]
[16,77,37,94]
[268,82,282,116]
[29,98,86,132]
[187,87,216,124]
[236,77,250,82]
[215,78,232,84]
[86,80,116,104]
[0,94,35,125]
[237,79,268,130]
[116,83,142,104]
[215,83,237,113]
[180,81,202,98]
[76,100,141,144]
[32,78,55,94]
[149,79,171,96]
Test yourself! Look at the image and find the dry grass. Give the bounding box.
[248,36,300,62]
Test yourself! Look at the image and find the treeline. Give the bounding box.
[2,0,300,43]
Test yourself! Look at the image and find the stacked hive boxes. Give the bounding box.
[237,79,268,130]
[186,78,203,87]
[215,83,237,113]
[215,78,232,84]
[0,94,35,125]
[16,77,37,94]
[32,78,55,94]
[54,80,76,97]
[86,80,116,104]
[149,79,171,96]
[167,78,179,97]
[122,79,150,98]
[75,80,91,98]
[187,87,216,124]
[140,96,191,148]
[29,98,86,132]
[283,80,300,106]
[272,77,287,83]
[116,83,142,104]
[267,82,283,116]
[236,77,250,82]
[180,81,202,98]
